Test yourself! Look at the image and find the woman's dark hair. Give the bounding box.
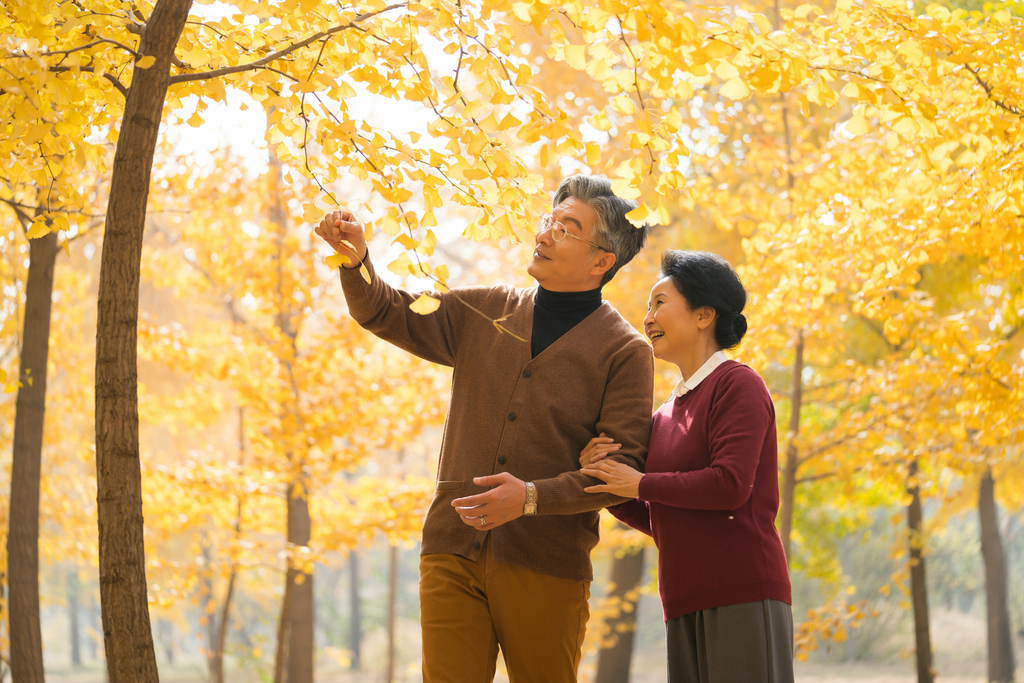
[660,250,747,349]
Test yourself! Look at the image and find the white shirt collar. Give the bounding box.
[669,351,729,400]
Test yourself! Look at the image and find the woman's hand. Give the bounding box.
[580,432,622,467]
[581,459,642,498]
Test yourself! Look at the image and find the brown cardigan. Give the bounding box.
[340,256,654,581]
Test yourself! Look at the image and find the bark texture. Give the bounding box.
[94,1,193,681]
[8,228,59,683]
[594,543,645,683]
[274,482,314,683]
[979,469,1016,683]
[906,459,934,683]
[266,121,314,683]
[206,565,236,683]
[778,329,803,563]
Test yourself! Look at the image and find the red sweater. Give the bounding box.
[610,360,792,620]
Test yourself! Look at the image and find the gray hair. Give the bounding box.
[553,175,649,286]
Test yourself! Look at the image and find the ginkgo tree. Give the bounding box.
[1,0,580,678]
[136,143,450,681]
[513,0,1023,674]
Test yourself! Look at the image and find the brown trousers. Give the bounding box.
[419,538,591,683]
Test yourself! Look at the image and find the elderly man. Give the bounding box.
[315,175,653,683]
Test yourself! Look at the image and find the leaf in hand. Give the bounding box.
[325,253,352,268]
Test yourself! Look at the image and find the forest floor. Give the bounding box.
[41,603,1020,682]
[42,662,1022,682]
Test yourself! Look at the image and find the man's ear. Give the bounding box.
[590,251,617,278]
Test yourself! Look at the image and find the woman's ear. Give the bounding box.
[696,306,716,330]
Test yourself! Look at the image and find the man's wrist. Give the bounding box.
[339,251,366,270]
[523,481,537,516]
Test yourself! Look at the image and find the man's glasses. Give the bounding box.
[537,215,609,252]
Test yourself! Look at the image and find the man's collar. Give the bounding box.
[669,351,729,400]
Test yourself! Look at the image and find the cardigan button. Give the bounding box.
[473,541,481,550]
[522,369,531,378]
[498,456,507,465]
[508,412,517,421]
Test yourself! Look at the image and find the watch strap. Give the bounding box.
[524,481,537,516]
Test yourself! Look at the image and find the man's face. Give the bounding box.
[527,197,606,292]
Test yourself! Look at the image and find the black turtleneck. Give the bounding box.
[531,286,604,358]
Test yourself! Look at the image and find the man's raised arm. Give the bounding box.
[315,209,457,367]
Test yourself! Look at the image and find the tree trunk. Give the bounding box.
[94,2,193,682]
[208,568,237,683]
[778,329,803,563]
[594,542,645,683]
[274,481,314,683]
[7,227,58,683]
[70,568,82,668]
[206,410,245,683]
[906,459,934,683]
[979,468,1016,683]
[349,550,362,671]
[386,543,399,683]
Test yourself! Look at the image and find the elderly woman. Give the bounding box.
[581,250,793,683]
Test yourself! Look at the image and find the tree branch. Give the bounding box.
[0,196,106,220]
[1,197,35,230]
[49,65,129,96]
[964,64,1024,118]
[32,38,140,59]
[168,4,406,85]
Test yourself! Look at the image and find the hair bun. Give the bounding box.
[732,312,747,338]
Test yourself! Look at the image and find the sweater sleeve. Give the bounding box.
[338,254,458,367]
[607,499,653,537]
[534,340,654,515]
[637,367,772,511]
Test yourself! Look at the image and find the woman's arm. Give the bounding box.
[639,367,774,511]
[581,436,651,535]
[607,499,653,537]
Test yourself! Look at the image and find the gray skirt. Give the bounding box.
[666,599,794,683]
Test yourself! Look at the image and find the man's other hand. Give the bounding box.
[452,473,527,530]
[314,209,368,266]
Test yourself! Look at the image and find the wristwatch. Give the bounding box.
[524,482,537,516]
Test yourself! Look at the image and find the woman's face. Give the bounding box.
[643,277,712,364]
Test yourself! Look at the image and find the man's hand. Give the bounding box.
[580,460,642,498]
[452,473,527,530]
[314,209,368,267]
[580,432,621,467]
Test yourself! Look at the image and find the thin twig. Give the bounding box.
[168,5,407,85]
[964,64,1024,118]
[49,65,129,96]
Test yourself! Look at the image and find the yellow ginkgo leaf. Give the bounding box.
[27,221,51,239]
[325,253,352,268]
[409,294,440,315]
[136,55,157,69]
[845,115,870,136]
[719,77,750,100]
